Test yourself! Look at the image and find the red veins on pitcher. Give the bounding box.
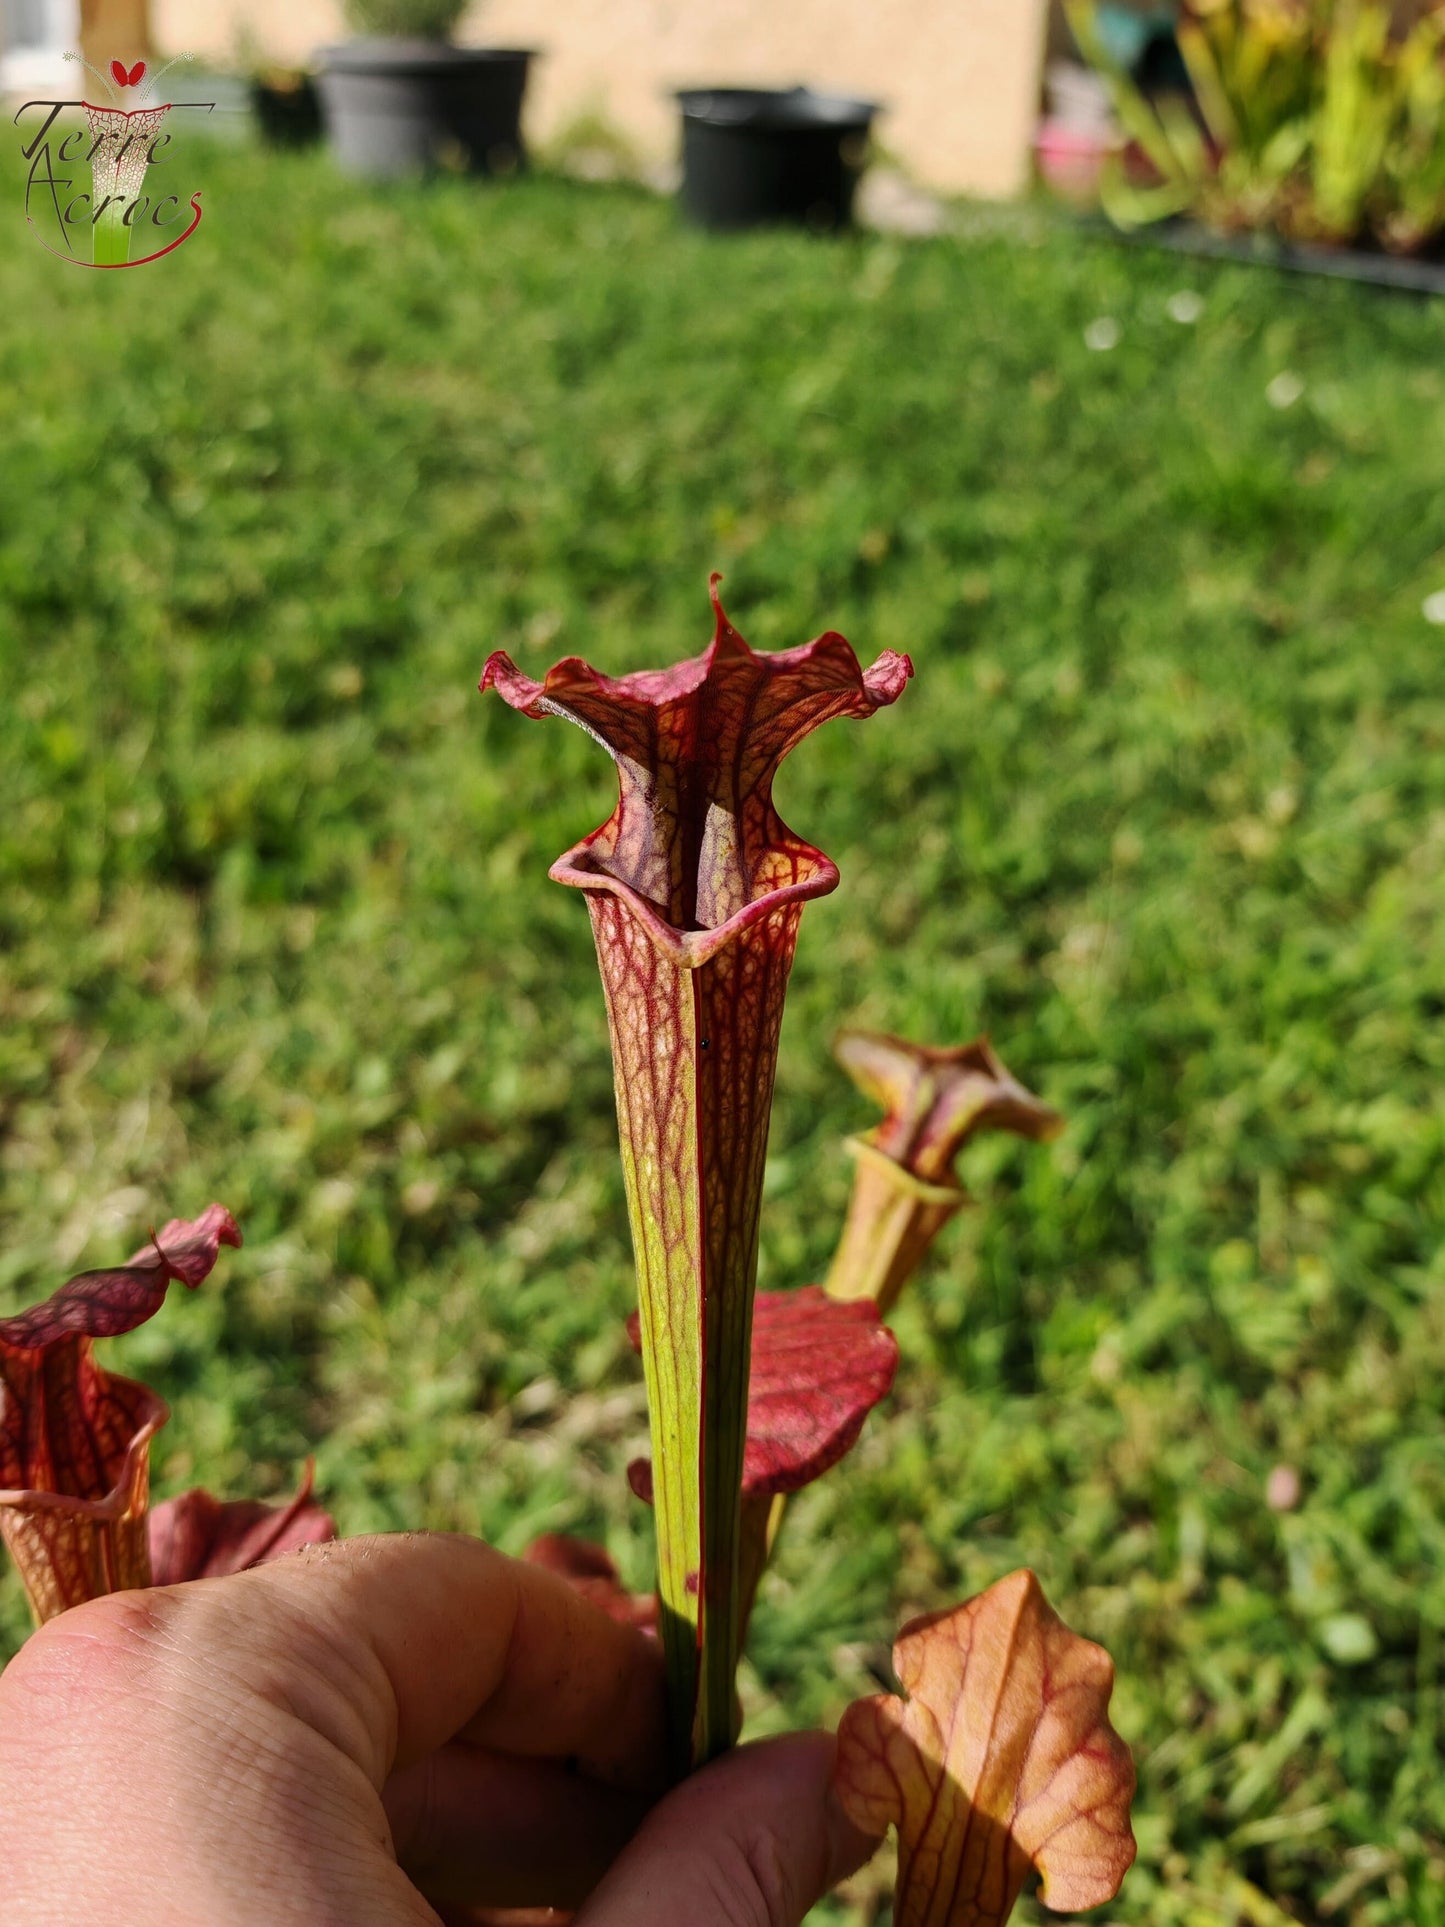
[828,1033,1064,1314]
[626,1285,899,1627]
[483,577,911,1765]
[835,1570,1136,1926]
[0,1204,333,1624]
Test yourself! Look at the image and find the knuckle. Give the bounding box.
[1,1587,197,1750]
[19,1585,187,1691]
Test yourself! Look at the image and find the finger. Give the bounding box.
[385,1743,651,1907]
[174,1532,669,1791]
[7,1535,669,1924]
[575,1733,881,1927]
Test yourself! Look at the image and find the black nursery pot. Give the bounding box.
[250,72,322,148]
[676,86,879,231]
[316,40,535,178]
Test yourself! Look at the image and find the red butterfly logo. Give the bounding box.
[110,59,147,88]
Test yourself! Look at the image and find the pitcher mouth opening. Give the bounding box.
[0,1383,165,1522]
[0,1414,161,1524]
[550,839,839,968]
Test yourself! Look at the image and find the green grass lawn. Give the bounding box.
[2,136,1444,1925]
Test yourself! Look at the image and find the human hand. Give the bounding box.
[0,1532,877,1925]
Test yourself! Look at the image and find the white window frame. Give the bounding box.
[1,0,83,95]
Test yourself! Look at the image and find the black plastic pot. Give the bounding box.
[675,86,878,232]
[316,41,534,178]
[250,71,322,148]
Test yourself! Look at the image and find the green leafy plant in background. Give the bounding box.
[343,0,471,41]
[1379,9,1445,245]
[1069,0,1445,251]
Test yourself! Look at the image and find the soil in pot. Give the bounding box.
[317,41,534,178]
[675,87,879,232]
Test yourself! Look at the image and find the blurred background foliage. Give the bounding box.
[1,144,1444,1923]
[1072,0,1445,254]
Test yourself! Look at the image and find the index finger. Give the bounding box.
[166,1530,669,1791]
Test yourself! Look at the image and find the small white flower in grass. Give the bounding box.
[1085,316,1121,352]
[1267,370,1305,410]
[1423,591,1445,625]
[1167,289,1204,324]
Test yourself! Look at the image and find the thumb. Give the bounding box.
[574,1732,880,1927]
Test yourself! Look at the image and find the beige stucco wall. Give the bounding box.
[149,0,1053,198]
[80,0,152,67]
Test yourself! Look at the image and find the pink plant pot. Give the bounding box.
[1035,117,1118,204]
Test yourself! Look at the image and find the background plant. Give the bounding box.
[1070,0,1445,252]
[1,140,1443,1922]
[343,0,471,41]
